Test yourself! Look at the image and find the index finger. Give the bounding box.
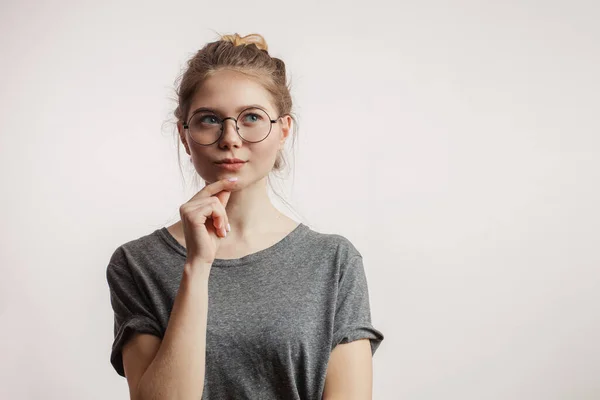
[194,177,238,199]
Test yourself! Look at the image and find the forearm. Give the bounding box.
[137,262,211,400]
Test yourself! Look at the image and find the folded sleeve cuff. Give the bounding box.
[332,323,385,356]
[110,315,163,377]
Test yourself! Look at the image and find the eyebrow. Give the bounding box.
[189,104,268,116]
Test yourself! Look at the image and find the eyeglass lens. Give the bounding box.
[188,108,272,144]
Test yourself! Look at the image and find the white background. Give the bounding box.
[1,0,599,399]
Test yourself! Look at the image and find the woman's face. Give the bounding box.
[178,69,292,187]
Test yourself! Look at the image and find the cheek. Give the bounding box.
[189,150,217,178]
[251,140,280,166]
[191,150,212,167]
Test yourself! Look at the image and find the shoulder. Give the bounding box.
[301,224,362,267]
[107,228,166,275]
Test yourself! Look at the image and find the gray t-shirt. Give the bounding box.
[106,222,384,399]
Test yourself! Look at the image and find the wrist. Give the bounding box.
[183,261,212,281]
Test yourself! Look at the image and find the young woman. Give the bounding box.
[106,32,384,399]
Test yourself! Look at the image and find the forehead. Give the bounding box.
[190,69,275,115]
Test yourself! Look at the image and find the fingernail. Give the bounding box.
[227,177,238,182]
[227,223,231,232]
[221,228,227,237]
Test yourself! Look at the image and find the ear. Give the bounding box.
[278,115,292,150]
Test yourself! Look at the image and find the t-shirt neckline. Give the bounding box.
[156,222,308,267]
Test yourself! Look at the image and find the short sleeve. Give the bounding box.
[106,261,163,377]
[332,255,384,356]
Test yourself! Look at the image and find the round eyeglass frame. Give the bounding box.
[182,106,284,146]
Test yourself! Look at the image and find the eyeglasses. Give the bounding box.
[183,106,283,146]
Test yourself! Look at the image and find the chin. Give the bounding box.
[201,165,267,188]
[203,173,245,187]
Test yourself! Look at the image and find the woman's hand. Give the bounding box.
[179,177,238,266]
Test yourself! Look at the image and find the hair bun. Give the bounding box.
[220,33,269,52]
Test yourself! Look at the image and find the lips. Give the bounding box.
[215,161,246,171]
[216,158,246,164]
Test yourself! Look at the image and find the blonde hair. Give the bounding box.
[220,33,269,51]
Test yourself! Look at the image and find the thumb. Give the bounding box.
[215,190,231,208]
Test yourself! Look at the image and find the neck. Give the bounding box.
[208,175,282,238]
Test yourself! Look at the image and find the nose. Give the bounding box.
[218,118,242,148]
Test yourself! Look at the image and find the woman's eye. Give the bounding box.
[243,113,261,123]
[200,115,220,124]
